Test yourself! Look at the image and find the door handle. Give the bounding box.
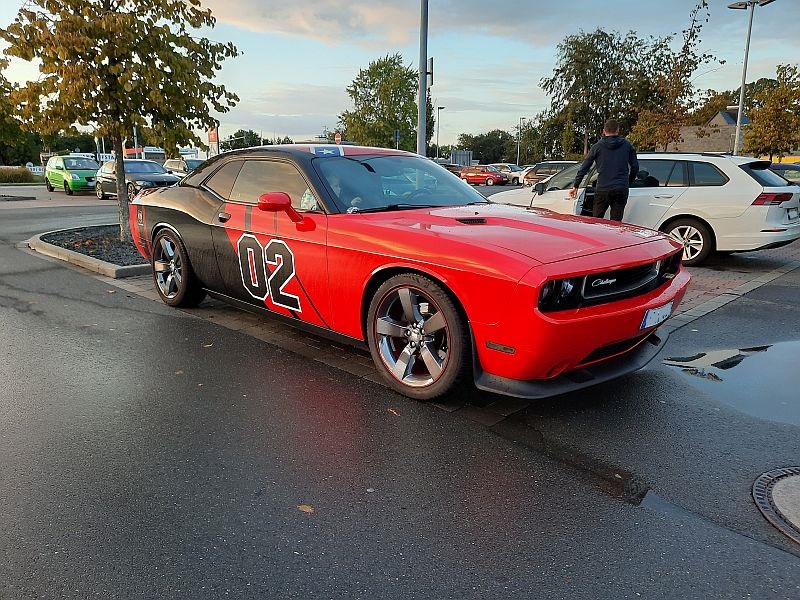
[217,212,231,223]
[653,194,674,199]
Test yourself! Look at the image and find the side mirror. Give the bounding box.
[258,192,303,223]
[55,165,63,170]
[533,182,545,195]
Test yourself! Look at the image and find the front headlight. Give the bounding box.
[137,180,154,188]
[538,277,582,311]
[70,173,80,181]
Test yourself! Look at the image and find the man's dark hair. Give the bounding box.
[603,119,620,134]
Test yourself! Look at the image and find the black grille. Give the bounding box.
[583,262,660,301]
[456,217,486,225]
[579,333,650,365]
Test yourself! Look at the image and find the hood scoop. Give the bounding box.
[456,216,487,225]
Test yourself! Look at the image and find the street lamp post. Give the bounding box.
[436,106,445,159]
[417,0,429,156]
[728,0,775,155]
[516,117,526,165]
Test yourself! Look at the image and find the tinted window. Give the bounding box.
[634,160,671,187]
[125,161,167,174]
[204,160,244,199]
[691,162,729,186]
[185,159,203,170]
[776,167,800,183]
[744,163,795,187]
[163,160,178,170]
[230,160,309,208]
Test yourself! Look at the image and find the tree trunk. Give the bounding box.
[112,135,132,243]
[583,129,589,155]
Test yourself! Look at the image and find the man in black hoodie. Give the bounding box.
[569,119,638,221]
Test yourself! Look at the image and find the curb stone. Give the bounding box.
[26,228,151,279]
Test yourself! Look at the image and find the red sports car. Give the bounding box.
[130,145,690,401]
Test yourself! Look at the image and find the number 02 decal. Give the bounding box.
[237,234,302,312]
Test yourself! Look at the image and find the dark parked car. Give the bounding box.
[96,159,181,199]
[771,162,800,185]
[163,157,205,177]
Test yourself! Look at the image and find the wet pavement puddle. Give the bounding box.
[664,341,800,425]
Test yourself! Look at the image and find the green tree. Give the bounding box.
[220,129,262,151]
[629,1,722,151]
[541,29,671,153]
[339,54,432,152]
[744,64,800,160]
[455,130,514,164]
[1,0,239,241]
[0,59,26,165]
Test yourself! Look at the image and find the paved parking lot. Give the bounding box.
[102,239,800,415]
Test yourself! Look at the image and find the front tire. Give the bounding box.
[127,182,138,200]
[151,229,207,307]
[63,181,73,196]
[511,177,519,185]
[664,218,714,266]
[367,273,469,401]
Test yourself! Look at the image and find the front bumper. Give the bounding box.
[473,329,667,399]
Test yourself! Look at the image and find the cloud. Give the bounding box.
[203,0,418,46]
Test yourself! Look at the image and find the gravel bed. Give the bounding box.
[41,225,148,266]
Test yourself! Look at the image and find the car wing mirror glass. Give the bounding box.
[533,182,545,195]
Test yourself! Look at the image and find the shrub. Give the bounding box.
[0,166,35,183]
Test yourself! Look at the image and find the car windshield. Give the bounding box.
[185,159,204,170]
[63,158,99,170]
[125,161,167,174]
[314,154,489,213]
[543,163,581,190]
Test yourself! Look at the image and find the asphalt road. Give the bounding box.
[1,199,799,599]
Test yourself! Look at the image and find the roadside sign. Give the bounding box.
[334,132,342,145]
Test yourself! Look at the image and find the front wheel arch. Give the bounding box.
[659,215,716,266]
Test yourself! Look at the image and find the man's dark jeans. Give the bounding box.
[593,189,629,221]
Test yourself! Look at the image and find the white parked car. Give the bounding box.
[490,153,800,266]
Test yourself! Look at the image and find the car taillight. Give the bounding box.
[752,192,793,205]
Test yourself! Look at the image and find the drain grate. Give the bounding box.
[753,467,800,545]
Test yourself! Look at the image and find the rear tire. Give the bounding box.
[485,178,494,186]
[366,273,470,401]
[511,177,519,185]
[151,229,207,307]
[96,183,107,200]
[664,218,714,266]
[45,178,54,192]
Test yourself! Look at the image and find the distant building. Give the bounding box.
[672,106,749,153]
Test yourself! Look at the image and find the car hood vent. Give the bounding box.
[456,217,487,225]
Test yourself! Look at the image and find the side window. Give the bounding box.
[691,162,729,186]
[204,160,244,200]
[229,160,310,210]
[633,160,677,188]
[666,161,688,187]
[164,160,177,170]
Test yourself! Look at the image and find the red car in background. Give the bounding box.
[459,164,509,186]
[130,145,690,401]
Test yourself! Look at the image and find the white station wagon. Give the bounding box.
[490,153,800,266]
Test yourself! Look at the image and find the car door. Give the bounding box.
[210,158,332,329]
[624,159,688,227]
[51,157,65,188]
[97,162,116,194]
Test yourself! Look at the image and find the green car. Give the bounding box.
[45,155,100,195]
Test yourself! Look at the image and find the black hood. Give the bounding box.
[600,135,626,150]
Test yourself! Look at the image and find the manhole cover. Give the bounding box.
[753,467,800,545]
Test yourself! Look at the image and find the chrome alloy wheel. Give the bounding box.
[669,224,704,263]
[153,235,183,299]
[374,286,450,388]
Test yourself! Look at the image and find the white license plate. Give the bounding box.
[788,207,798,220]
[641,301,673,329]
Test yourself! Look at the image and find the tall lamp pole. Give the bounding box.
[417,0,429,156]
[728,0,775,155]
[516,117,526,165]
[436,106,445,159]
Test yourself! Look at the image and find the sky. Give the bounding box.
[1,0,798,147]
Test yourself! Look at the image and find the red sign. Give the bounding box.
[334,132,342,145]
[208,127,219,143]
